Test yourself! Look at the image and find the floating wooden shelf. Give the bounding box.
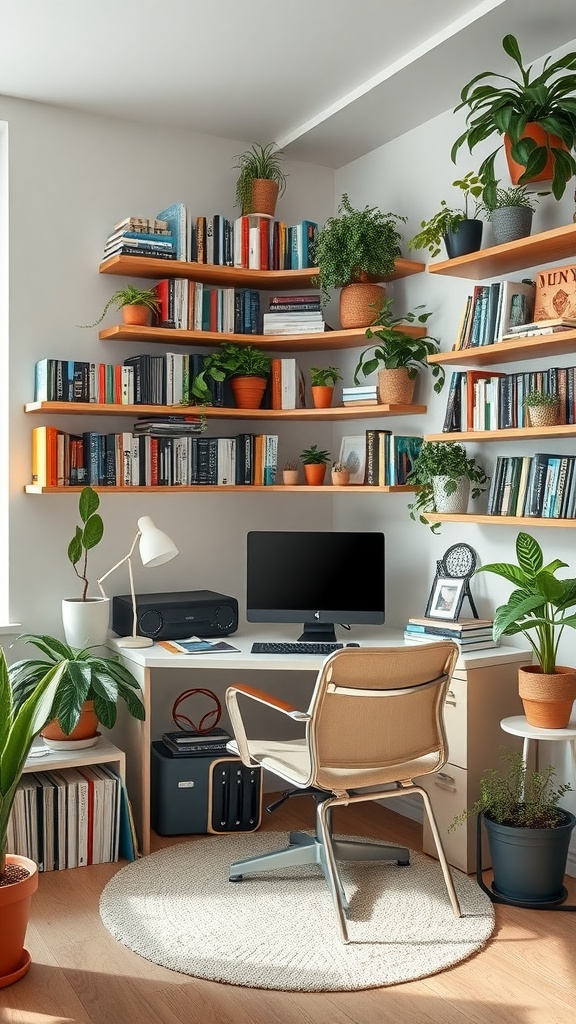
[25,484,418,495]
[426,512,576,528]
[25,401,427,421]
[425,424,576,443]
[428,330,576,367]
[427,223,576,280]
[99,323,426,351]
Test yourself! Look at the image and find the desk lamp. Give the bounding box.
[97,516,178,648]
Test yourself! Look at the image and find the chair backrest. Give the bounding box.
[305,643,458,792]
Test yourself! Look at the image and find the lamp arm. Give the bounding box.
[96,530,141,598]
[127,552,138,639]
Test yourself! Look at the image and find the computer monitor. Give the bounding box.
[246,530,385,643]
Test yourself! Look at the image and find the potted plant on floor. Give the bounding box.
[408,172,484,259]
[406,440,489,532]
[9,633,145,745]
[78,284,161,328]
[233,143,288,217]
[523,389,561,427]
[479,183,541,245]
[0,647,68,986]
[190,343,272,409]
[475,532,576,728]
[311,193,406,328]
[353,297,445,404]
[63,487,109,649]
[450,748,575,906]
[300,444,330,485]
[309,366,342,409]
[451,34,576,203]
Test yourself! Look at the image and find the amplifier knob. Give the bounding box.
[139,609,163,637]
[215,604,235,629]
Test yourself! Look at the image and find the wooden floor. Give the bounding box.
[1,795,575,1024]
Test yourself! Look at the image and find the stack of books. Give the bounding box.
[403,617,498,651]
[101,216,177,263]
[262,294,324,335]
[342,384,378,407]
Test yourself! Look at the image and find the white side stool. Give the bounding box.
[500,714,576,782]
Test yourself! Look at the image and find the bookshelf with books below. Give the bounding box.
[423,223,576,528]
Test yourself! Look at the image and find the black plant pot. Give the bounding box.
[483,810,576,904]
[443,219,483,259]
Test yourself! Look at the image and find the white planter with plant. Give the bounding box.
[475,531,576,728]
[407,441,489,531]
[63,487,109,649]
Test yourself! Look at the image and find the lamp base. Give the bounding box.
[114,635,154,648]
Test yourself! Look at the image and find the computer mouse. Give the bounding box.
[346,642,360,647]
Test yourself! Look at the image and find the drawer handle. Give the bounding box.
[445,690,457,707]
[434,772,457,792]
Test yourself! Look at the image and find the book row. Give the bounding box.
[452,278,535,350]
[442,366,576,433]
[486,453,576,519]
[32,428,279,488]
[342,431,423,487]
[8,766,128,871]
[156,283,262,334]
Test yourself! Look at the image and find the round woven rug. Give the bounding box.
[99,832,494,991]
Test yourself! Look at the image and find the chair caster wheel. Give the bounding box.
[397,859,410,867]
[229,874,243,882]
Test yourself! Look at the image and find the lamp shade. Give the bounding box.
[137,516,179,568]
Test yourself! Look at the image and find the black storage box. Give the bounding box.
[150,741,262,836]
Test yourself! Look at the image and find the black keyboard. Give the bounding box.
[251,642,344,656]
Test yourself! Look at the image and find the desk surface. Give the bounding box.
[107,628,530,673]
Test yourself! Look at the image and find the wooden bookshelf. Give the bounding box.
[25,401,427,421]
[425,512,576,528]
[25,484,418,495]
[99,323,427,351]
[425,424,576,443]
[427,223,576,281]
[428,330,576,367]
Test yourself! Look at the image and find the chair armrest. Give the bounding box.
[226,683,309,767]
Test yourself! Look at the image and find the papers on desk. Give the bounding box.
[157,636,240,655]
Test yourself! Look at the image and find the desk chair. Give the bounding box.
[225,643,461,942]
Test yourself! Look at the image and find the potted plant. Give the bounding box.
[311,193,406,328]
[451,34,576,203]
[523,389,561,427]
[479,183,541,245]
[78,284,161,328]
[190,343,272,409]
[233,143,288,217]
[353,297,445,404]
[331,461,350,486]
[408,172,484,259]
[475,532,576,728]
[62,487,109,649]
[300,444,330,486]
[0,648,68,986]
[407,440,489,531]
[309,365,342,409]
[450,748,575,906]
[282,459,299,486]
[9,633,145,745]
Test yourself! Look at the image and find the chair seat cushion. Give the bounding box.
[227,738,311,787]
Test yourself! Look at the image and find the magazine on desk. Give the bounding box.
[157,636,240,654]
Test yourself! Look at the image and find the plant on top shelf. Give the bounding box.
[353,297,445,404]
[190,343,272,405]
[233,143,288,216]
[406,440,489,532]
[478,181,543,245]
[78,285,161,328]
[479,182,541,214]
[67,486,104,601]
[311,193,406,327]
[451,34,576,204]
[408,172,484,259]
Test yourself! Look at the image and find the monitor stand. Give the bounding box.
[297,622,337,643]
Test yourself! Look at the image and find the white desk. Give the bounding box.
[107,629,529,855]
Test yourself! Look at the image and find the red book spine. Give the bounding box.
[114,364,122,404]
[155,279,170,323]
[150,438,159,486]
[259,220,269,270]
[241,217,249,268]
[271,358,282,409]
[98,364,106,404]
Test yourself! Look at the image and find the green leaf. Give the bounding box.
[516,532,543,577]
[83,514,104,550]
[68,528,83,567]
[79,486,100,523]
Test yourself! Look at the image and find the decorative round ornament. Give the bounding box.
[442,543,477,580]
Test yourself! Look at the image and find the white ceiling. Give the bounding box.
[1,0,575,168]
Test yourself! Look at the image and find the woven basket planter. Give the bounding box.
[339,283,385,329]
[377,368,415,405]
[526,402,560,427]
[248,180,279,217]
[518,665,576,729]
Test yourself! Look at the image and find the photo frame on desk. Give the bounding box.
[338,435,366,485]
[425,577,466,620]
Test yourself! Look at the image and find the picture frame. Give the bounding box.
[425,576,466,620]
[338,435,366,485]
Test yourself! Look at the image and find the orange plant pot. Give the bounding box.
[248,180,279,217]
[504,124,567,186]
[41,700,98,742]
[122,305,150,326]
[339,283,385,330]
[304,463,327,485]
[0,855,37,985]
[311,385,334,409]
[518,665,576,729]
[231,376,267,409]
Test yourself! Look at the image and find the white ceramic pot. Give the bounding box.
[61,597,110,649]
[432,476,470,514]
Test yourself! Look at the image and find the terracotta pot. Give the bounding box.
[230,376,267,409]
[504,124,567,186]
[518,665,576,729]
[282,469,299,485]
[377,368,416,405]
[122,305,150,326]
[339,282,385,329]
[304,463,327,485]
[311,385,334,409]
[248,180,279,217]
[0,854,37,985]
[331,469,350,486]
[41,700,99,742]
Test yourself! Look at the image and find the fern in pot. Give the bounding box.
[407,441,489,531]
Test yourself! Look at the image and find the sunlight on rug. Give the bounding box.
[99,832,494,991]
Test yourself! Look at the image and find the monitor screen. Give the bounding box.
[246,531,385,642]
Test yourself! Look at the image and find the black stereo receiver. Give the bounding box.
[111,590,239,640]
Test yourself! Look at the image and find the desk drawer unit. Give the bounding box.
[420,649,527,873]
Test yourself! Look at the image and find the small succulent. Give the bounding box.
[300,444,330,465]
[332,461,348,473]
[283,458,299,471]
